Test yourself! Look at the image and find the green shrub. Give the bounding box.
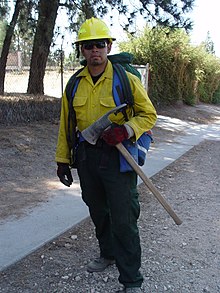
[212,86,220,104]
[118,26,220,107]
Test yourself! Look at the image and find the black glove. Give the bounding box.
[57,163,73,187]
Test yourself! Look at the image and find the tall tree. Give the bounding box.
[27,0,59,94]
[12,25,35,66]
[12,0,37,65]
[0,0,195,95]
[0,0,9,20]
[27,0,99,94]
[27,0,195,95]
[0,20,7,50]
[203,31,215,55]
[0,0,23,94]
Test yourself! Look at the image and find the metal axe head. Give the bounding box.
[81,103,127,144]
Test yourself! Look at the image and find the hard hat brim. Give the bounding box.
[75,36,116,44]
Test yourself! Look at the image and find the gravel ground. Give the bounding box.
[0,103,220,293]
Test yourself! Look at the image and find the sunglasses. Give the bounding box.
[82,40,107,50]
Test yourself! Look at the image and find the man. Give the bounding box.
[55,17,157,293]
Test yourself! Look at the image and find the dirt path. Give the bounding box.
[0,140,219,293]
[0,103,220,292]
[0,122,59,220]
[0,103,219,222]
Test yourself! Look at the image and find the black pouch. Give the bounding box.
[69,131,80,168]
[69,147,77,168]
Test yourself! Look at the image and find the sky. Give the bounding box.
[57,0,220,58]
[188,0,220,57]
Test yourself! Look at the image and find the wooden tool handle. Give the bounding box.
[116,143,182,225]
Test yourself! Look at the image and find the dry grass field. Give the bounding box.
[4,65,148,98]
[4,69,75,98]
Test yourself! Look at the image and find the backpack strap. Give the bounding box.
[112,63,135,121]
[65,67,84,148]
[65,64,134,144]
[112,63,134,106]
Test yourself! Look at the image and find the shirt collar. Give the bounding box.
[77,60,113,80]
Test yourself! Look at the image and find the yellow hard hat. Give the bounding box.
[75,17,116,43]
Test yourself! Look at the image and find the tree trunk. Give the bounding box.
[27,0,59,95]
[0,0,23,95]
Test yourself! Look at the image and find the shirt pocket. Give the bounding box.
[73,95,88,125]
[100,96,124,123]
[100,96,116,109]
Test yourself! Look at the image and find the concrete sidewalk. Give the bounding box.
[0,115,219,272]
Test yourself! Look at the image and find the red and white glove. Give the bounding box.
[101,124,129,146]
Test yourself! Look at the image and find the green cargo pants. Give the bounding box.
[76,141,143,288]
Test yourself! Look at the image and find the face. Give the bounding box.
[81,39,112,67]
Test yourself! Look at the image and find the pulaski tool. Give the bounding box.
[81,103,127,144]
[81,106,182,225]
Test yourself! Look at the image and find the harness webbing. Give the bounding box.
[65,67,84,149]
[112,63,134,106]
[65,64,134,145]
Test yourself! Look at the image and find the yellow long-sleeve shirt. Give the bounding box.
[55,60,157,164]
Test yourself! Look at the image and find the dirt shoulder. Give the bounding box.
[0,102,219,222]
[0,102,219,292]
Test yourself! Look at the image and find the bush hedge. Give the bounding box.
[118,27,220,106]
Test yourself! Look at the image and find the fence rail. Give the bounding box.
[4,64,149,98]
[4,68,74,98]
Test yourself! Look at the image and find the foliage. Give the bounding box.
[0,20,7,50]
[64,52,78,68]
[64,0,195,35]
[118,26,220,106]
[0,0,8,47]
[47,49,62,66]
[0,0,9,20]
[202,31,215,55]
[1,0,195,95]
[0,0,24,94]
[212,86,220,104]
[195,49,220,104]
[11,0,38,65]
